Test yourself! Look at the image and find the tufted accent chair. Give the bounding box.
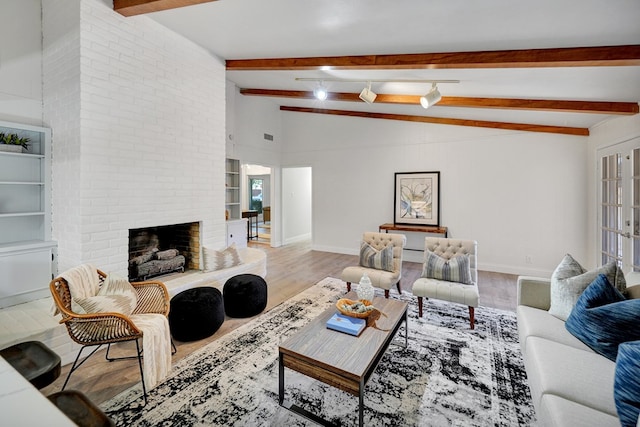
[341,232,407,298]
[412,237,479,329]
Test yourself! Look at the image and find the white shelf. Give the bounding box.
[0,181,44,185]
[0,151,45,159]
[0,212,46,218]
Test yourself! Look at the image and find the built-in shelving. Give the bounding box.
[225,158,241,220]
[0,120,57,308]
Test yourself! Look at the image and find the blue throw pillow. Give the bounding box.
[565,274,640,361]
[615,340,640,427]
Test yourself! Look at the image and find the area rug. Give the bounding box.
[102,277,536,426]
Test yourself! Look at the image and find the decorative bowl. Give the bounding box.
[336,298,375,319]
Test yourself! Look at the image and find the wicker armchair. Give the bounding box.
[50,268,172,403]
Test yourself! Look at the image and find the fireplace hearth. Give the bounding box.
[128,222,200,282]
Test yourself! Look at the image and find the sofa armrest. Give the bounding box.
[517,276,551,310]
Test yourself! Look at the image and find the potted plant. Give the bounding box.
[0,132,30,153]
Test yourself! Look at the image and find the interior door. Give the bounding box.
[598,138,640,272]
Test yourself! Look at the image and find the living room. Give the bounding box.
[1,0,639,426]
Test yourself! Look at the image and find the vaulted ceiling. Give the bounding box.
[114,0,640,136]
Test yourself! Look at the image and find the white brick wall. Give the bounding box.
[44,0,227,276]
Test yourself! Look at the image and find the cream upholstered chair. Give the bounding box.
[412,237,479,329]
[341,232,407,298]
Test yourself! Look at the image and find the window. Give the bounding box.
[250,178,263,213]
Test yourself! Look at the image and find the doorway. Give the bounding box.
[245,164,272,245]
[597,138,640,272]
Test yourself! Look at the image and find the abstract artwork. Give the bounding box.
[394,171,440,226]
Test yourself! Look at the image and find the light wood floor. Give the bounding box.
[41,240,518,405]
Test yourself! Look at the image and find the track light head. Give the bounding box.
[420,83,442,109]
[359,82,377,104]
[314,84,328,101]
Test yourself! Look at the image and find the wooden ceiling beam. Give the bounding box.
[240,89,639,115]
[279,106,589,136]
[114,0,217,17]
[227,45,640,70]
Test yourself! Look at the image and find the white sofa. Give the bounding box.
[517,274,640,427]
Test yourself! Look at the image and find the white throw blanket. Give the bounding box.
[130,313,173,390]
[51,263,101,315]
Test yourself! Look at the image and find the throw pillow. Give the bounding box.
[614,340,640,427]
[565,274,640,361]
[73,274,138,316]
[203,243,243,272]
[626,285,640,300]
[549,254,626,321]
[420,250,474,285]
[359,242,394,272]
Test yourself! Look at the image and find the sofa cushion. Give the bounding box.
[203,243,243,272]
[549,254,626,321]
[565,274,640,361]
[359,241,394,272]
[539,394,620,427]
[516,305,591,354]
[614,340,640,427]
[421,250,473,285]
[524,336,617,417]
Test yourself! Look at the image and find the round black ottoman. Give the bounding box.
[169,287,225,342]
[223,274,268,318]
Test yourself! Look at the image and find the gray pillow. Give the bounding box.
[549,254,626,321]
[421,250,474,285]
[359,242,394,272]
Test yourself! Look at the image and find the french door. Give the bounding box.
[598,138,640,272]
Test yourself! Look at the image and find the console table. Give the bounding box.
[379,223,448,252]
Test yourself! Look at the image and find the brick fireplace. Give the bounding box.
[128,222,201,282]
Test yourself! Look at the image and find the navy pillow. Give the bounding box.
[565,274,640,361]
[614,340,640,427]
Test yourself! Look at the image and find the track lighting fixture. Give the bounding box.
[420,83,442,109]
[314,83,328,100]
[359,81,377,104]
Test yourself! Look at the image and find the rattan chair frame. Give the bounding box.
[50,268,172,404]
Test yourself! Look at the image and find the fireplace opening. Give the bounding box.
[128,222,200,282]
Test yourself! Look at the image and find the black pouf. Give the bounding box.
[169,287,225,342]
[223,274,268,318]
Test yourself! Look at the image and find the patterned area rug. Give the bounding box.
[102,277,536,426]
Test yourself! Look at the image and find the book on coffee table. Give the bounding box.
[326,313,366,336]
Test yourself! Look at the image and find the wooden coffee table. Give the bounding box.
[278,292,408,426]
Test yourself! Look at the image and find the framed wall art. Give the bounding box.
[394,171,440,226]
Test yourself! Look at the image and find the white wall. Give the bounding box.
[0,0,43,125]
[227,84,282,166]
[42,0,227,275]
[282,167,312,244]
[280,111,588,276]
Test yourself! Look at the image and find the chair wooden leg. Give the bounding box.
[469,306,475,330]
[395,280,402,295]
[384,289,389,298]
[346,282,351,292]
[418,297,423,317]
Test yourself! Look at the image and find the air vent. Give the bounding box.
[263,133,274,141]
